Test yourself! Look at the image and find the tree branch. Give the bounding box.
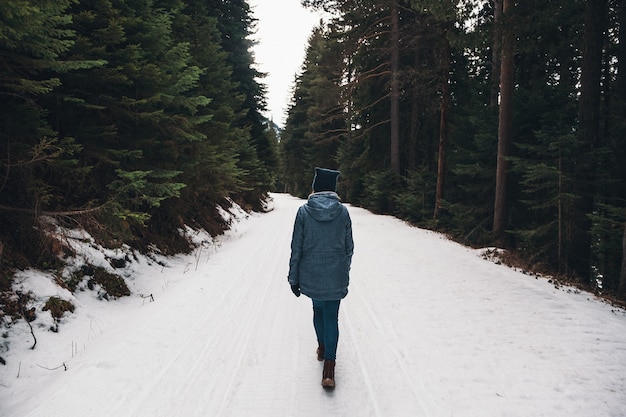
[0,203,108,217]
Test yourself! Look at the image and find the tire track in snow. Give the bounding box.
[338,206,440,416]
[212,211,292,417]
[181,196,304,417]
[206,195,346,417]
[126,267,265,414]
[122,205,296,417]
[341,306,383,417]
[344,285,431,417]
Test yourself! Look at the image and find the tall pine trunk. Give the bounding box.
[490,0,503,109]
[617,0,626,298]
[571,0,607,284]
[620,223,626,298]
[434,35,450,220]
[492,0,514,246]
[389,0,400,175]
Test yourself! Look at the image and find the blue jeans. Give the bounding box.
[312,299,341,361]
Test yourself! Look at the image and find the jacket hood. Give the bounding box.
[304,192,343,222]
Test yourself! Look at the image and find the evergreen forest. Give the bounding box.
[0,0,625,315]
[281,0,626,301]
[0,0,280,300]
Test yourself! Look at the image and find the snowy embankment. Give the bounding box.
[1,193,625,417]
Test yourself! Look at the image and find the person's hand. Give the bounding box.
[291,284,301,297]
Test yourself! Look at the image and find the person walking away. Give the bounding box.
[288,167,354,389]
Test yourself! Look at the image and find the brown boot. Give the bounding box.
[316,344,325,361]
[322,360,335,388]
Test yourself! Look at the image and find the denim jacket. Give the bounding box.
[288,192,354,300]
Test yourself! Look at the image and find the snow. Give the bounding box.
[1,193,625,417]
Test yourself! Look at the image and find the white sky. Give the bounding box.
[248,0,324,127]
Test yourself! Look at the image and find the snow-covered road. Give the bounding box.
[1,193,625,416]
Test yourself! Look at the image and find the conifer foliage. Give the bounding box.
[0,1,275,274]
[285,0,626,300]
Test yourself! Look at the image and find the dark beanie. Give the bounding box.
[312,167,340,192]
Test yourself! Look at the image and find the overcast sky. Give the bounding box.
[248,0,324,127]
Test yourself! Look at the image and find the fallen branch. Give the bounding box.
[37,363,67,371]
[0,203,107,216]
[23,314,37,350]
[140,293,154,303]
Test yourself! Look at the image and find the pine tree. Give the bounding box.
[206,0,275,208]
[280,25,345,198]
[296,0,626,300]
[614,0,626,297]
[508,85,580,272]
[0,0,92,260]
[492,0,515,246]
[570,0,608,283]
[48,0,207,232]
